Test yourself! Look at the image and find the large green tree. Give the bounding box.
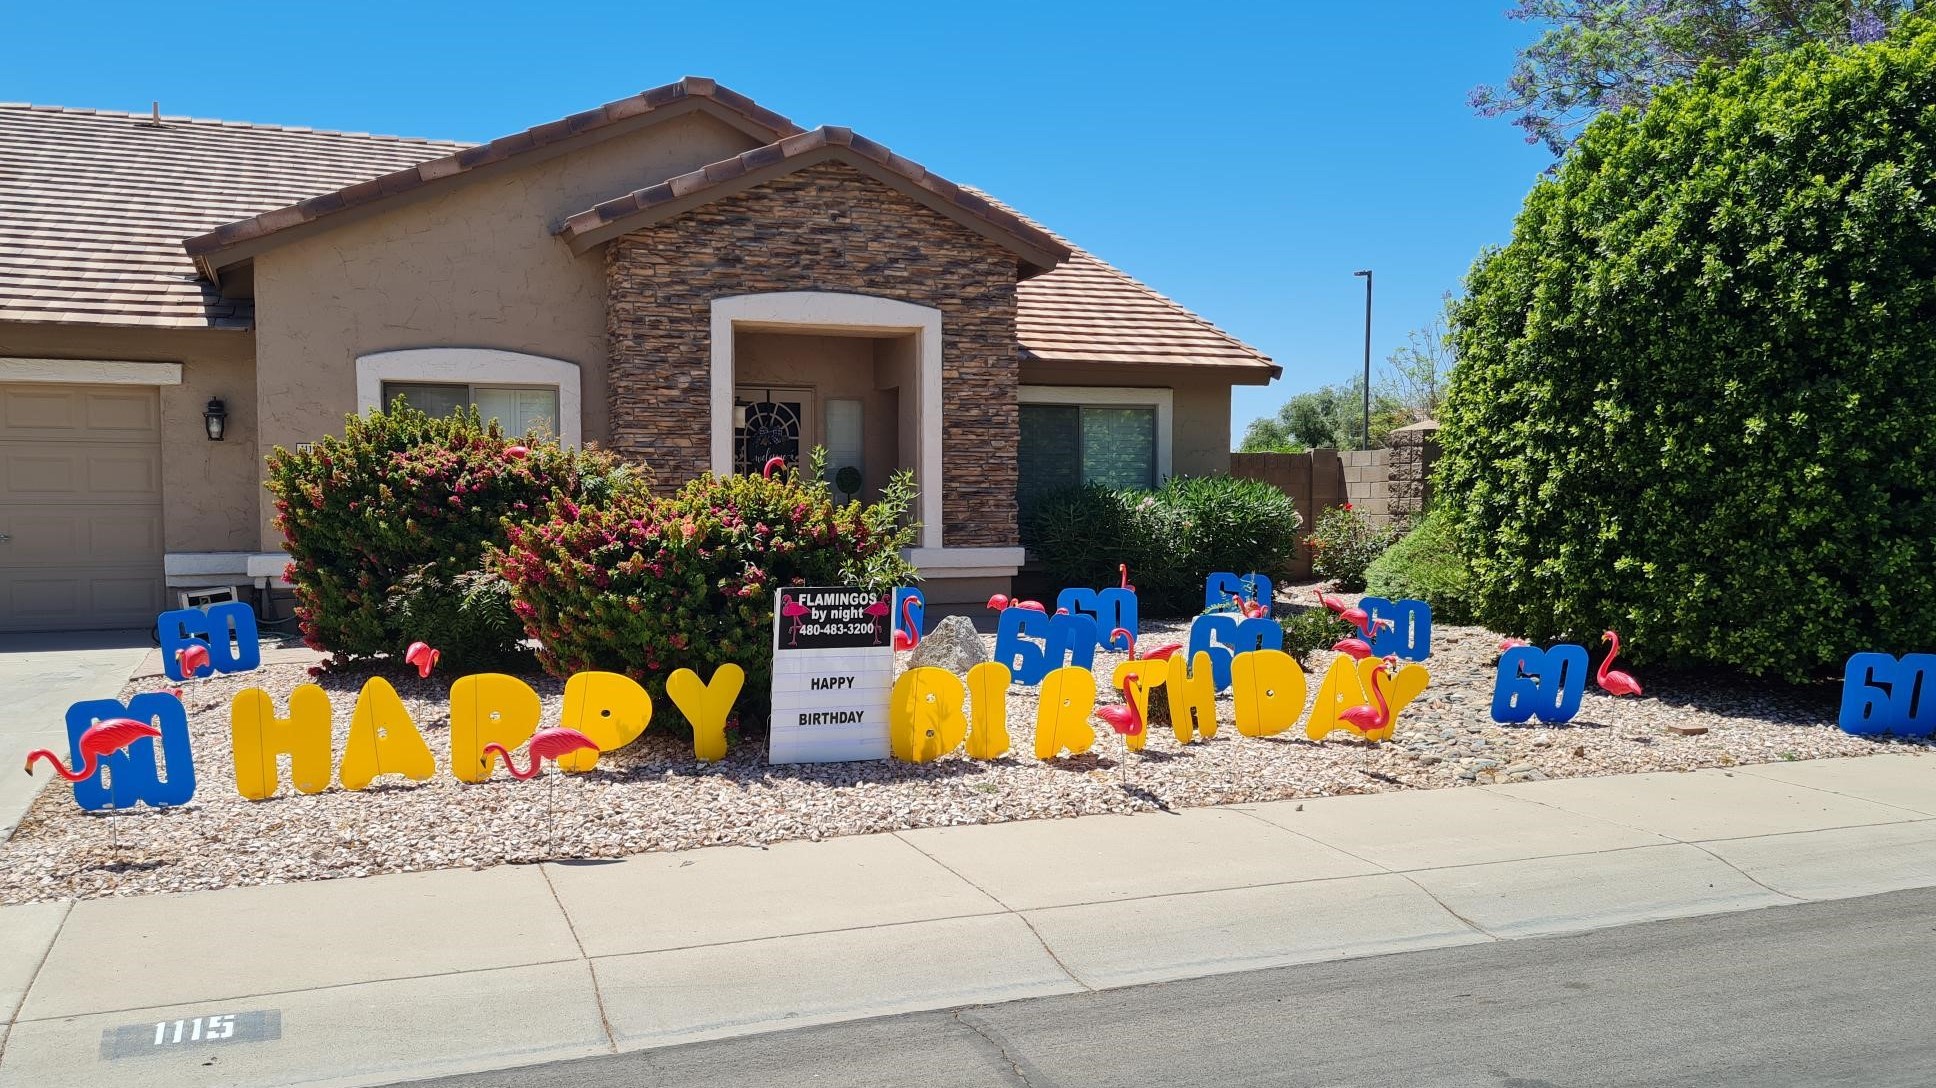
[1239,378,1393,452]
[1441,28,1936,677]
[1240,298,1454,454]
[1474,0,1920,153]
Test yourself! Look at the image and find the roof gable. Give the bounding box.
[556,126,1069,278]
[0,80,1276,377]
[183,77,800,273]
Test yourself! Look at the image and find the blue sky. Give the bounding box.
[9,1,1551,439]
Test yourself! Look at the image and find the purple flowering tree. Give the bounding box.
[1473,0,1920,155]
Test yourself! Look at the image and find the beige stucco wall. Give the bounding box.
[250,111,763,548]
[734,331,904,498]
[0,323,260,553]
[1018,362,1240,478]
[1171,378,1233,477]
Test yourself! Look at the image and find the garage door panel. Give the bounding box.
[0,386,159,439]
[0,507,161,564]
[85,390,162,433]
[3,569,164,630]
[87,449,163,496]
[0,443,162,502]
[1,388,83,431]
[3,451,78,494]
[87,511,164,560]
[0,383,163,632]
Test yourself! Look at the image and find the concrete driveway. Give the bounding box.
[0,630,150,840]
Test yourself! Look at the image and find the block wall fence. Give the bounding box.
[1229,420,1440,578]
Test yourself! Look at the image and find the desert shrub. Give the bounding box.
[1364,508,1476,624]
[1159,475,1303,590]
[1441,30,1936,678]
[385,568,526,672]
[1279,606,1353,665]
[1022,477,1300,616]
[1304,504,1400,592]
[1022,485,1189,611]
[265,402,632,661]
[498,463,920,727]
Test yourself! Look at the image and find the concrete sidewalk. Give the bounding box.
[1,753,1932,1088]
[0,631,153,841]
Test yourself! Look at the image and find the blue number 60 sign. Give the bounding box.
[1839,653,1936,738]
[1490,644,1588,724]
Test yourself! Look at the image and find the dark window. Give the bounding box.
[1018,402,1158,510]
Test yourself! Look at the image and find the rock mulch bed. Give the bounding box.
[0,600,1922,904]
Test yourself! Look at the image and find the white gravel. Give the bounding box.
[1,595,1924,905]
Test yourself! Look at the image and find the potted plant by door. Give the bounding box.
[834,465,863,503]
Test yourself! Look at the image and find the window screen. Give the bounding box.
[381,382,559,437]
[1019,402,1157,510]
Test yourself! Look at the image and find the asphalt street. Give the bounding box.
[392,886,1936,1087]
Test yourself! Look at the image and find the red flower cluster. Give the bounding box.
[498,469,917,719]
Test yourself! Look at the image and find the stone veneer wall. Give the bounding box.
[604,161,1022,547]
[1386,420,1440,518]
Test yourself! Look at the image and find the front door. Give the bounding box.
[734,387,813,475]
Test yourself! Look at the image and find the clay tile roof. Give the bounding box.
[183,77,802,264]
[994,195,1277,378]
[554,127,1071,276]
[0,103,466,328]
[0,85,1276,376]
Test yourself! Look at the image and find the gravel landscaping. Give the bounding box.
[1,592,1924,905]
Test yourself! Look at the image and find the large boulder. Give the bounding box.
[906,615,989,675]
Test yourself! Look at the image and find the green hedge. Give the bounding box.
[1364,508,1475,624]
[1440,30,1936,677]
[1023,476,1301,616]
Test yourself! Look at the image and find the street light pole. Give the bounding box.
[1353,269,1372,450]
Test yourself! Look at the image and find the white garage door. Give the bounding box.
[0,384,165,632]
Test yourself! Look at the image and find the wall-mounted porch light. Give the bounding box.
[204,396,228,441]
[732,399,749,429]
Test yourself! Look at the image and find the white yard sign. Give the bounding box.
[769,586,896,763]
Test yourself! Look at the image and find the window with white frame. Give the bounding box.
[356,349,583,446]
[1018,402,1158,508]
[381,381,560,437]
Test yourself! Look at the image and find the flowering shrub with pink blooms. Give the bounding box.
[498,462,919,730]
[265,402,639,666]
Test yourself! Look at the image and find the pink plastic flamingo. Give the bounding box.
[404,641,440,679]
[483,727,601,780]
[176,643,210,678]
[780,594,810,647]
[504,445,530,461]
[1498,637,1531,652]
[1332,617,1394,660]
[1142,642,1183,661]
[1597,631,1644,697]
[984,594,1045,613]
[1111,628,1138,659]
[892,595,922,652]
[24,718,162,782]
[863,597,891,645]
[1320,592,1373,635]
[1337,656,1397,739]
[1119,564,1135,593]
[1230,591,1270,620]
[761,456,787,479]
[1096,680,1143,738]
